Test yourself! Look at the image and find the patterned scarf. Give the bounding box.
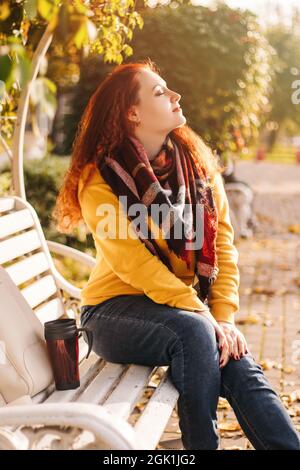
[97,134,219,305]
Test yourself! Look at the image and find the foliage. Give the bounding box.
[0,0,146,139]
[127,3,273,156]
[0,155,95,252]
[265,24,300,149]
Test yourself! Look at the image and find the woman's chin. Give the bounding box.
[173,115,186,128]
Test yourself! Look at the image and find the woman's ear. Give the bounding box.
[127,105,139,125]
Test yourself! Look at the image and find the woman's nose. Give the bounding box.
[171,91,181,102]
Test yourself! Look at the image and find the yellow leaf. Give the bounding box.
[288,224,300,234]
[259,359,276,370]
[224,445,243,450]
[219,421,241,431]
[236,313,261,325]
[283,365,296,374]
[0,2,10,21]
[218,397,231,410]
[253,287,275,295]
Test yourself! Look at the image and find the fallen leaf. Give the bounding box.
[242,288,253,295]
[218,397,231,410]
[223,446,244,450]
[283,365,296,374]
[252,287,275,296]
[288,224,300,234]
[219,421,241,432]
[259,359,276,370]
[236,313,261,325]
[277,264,291,271]
[277,287,289,295]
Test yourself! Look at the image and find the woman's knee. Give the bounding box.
[221,352,272,393]
[167,311,218,354]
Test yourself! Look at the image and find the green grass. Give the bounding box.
[240,145,299,165]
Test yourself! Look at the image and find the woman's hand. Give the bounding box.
[217,321,250,368]
[196,309,231,369]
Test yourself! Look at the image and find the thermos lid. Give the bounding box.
[44,319,78,340]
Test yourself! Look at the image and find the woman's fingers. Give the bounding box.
[232,332,240,359]
[198,314,239,368]
[220,351,230,368]
[216,323,251,365]
[215,328,230,368]
[237,332,248,357]
[215,325,227,348]
[219,346,230,368]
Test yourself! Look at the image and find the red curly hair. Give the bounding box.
[52,58,224,234]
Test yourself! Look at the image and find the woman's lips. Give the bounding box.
[173,107,181,112]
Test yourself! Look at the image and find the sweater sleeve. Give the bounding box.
[79,174,209,313]
[208,172,240,324]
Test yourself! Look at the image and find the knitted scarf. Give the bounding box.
[97,134,219,305]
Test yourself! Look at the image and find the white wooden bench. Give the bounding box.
[0,195,179,450]
[224,182,256,240]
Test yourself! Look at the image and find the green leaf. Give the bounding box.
[122,44,133,57]
[0,55,13,84]
[15,54,32,89]
[24,0,38,20]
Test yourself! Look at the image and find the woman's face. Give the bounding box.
[128,69,186,134]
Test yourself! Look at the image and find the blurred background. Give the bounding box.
[1,0,300,248]
[1,0,300,450]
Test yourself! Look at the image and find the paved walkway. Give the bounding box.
[236,161,300,234]
[153,161,300,450]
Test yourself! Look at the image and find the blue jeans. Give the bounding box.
[80,294,300,450]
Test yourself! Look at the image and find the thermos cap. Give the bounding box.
[44,319,78,340]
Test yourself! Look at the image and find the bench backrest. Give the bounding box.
[0,196,66,324]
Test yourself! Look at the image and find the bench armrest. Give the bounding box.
[52,269,82,299]
[0,403,142,450]
[46,241,96,268]
[46,241,96,300]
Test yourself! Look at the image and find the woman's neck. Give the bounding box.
[132,130,168,161]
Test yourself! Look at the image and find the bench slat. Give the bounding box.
[6,252,49,286]
[44,351,107,404]
[100,365,153,419]
[0,198,14,214]
[133,370,179,449]
[0,230,41,264]
[0,209,34,239]
[32,339,96,404]
[0,196,179,449]
[46,362,124,405]
[34,297,65,323]
[21,274,58,308]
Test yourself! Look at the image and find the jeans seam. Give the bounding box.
[222,381,271,450]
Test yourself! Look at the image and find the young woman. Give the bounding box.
[53,59,300,450]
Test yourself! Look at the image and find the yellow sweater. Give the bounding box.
[78,163,240,324]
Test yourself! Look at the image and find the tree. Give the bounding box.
[0,0,145,198]
[126,3,273,156]
[265,24,300,149]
